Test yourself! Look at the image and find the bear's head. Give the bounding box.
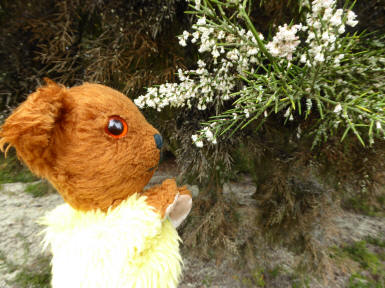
[0,79,163,211]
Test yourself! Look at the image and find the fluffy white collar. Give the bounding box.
[39,194,182,288]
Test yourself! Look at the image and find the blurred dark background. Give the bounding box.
[1,0,383,113]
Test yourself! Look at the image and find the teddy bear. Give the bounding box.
[0,79,192,288]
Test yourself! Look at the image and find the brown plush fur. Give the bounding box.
[0,79,190,215]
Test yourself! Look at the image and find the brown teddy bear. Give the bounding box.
[0,79,192,288]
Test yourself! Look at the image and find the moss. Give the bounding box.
[0,250,51,288]
[332,240,385,288]
[24,181,55,198]
[366,237,385,249]
[0,250,18,274]
[344,196,385,217]
[343,241,381,273]
[348,273,384,288]
[201,275,213,287]
[0,152,37,184]
[291,278,311,288]
[238,268,266,287]
[267,266,282,279]
[8,256,51,288]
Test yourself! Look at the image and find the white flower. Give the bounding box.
[306,98,312,111]
[177,68,186,81]
[204,128,214,140]
[145,99,156,108]
[296,126,302,139]
[212,48,220,58]
[197,103,207,110]
[338,25,345,34]
[312,0,335,12]
[346,10,358,27]
[376,121,382,130]
[192,134,204,147]
[329,34,336,43]
[194,0,201,10]
[182,30,190,40]
[333,103,342,113]
[307,31,315,42]
[323,7,333,21]
[284,108,291,117]
[191,31,200,44]
[314,52,325,62]
[334,53,345,65]
[247,48,259,56]
[196,16,206,26]
[330,10,343,26]
[197,59,206,67]
[266,24,301,60]
[312,20,321,30]
[134,97,144,108]
[226,49,239,61]
[321,32,328,41]
[217,30,226,39]
[266,42,279,56]
[179,38,187,47]
[300,54,307,63]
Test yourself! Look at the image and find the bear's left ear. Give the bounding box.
[0,78,68,178]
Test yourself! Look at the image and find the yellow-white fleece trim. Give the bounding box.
[39,194,182,288]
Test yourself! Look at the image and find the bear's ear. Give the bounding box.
[0,78,68,177]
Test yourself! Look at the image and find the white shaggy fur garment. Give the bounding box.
[39,194,182,288]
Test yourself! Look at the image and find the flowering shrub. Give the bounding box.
[135,0,385,147]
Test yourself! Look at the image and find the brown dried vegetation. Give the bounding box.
[0,0,189,113]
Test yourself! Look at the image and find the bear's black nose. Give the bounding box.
[154,134,163,150]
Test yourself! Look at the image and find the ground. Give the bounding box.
[0,161,384,288]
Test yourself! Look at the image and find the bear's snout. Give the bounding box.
[154,134,163,150]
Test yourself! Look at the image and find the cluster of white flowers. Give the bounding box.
[135,12,263,131]
[266,24,303,61]
[135,0,361,148]
[333,103,342,114]
[191,126,217,147]
[300,0,358,66]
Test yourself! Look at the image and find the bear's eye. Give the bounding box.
[105,116,128,139]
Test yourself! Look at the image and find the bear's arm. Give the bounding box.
[142,179,192,228]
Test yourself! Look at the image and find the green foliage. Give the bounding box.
[332,240,385,288]
[348,273,384,288]
[240,268,266,287]
[291,278,311,288]
[343,241,381,273]
[135,0,385,188]
[200,0,385,147]
[7,256,51,288]
[0,152,37,184]
[24,181,55,198]
[345,196,385,217]
[366,237,385,249]
[0,250,18,274]
[0,249,51,288]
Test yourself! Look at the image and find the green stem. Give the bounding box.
[239,7,274,63]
